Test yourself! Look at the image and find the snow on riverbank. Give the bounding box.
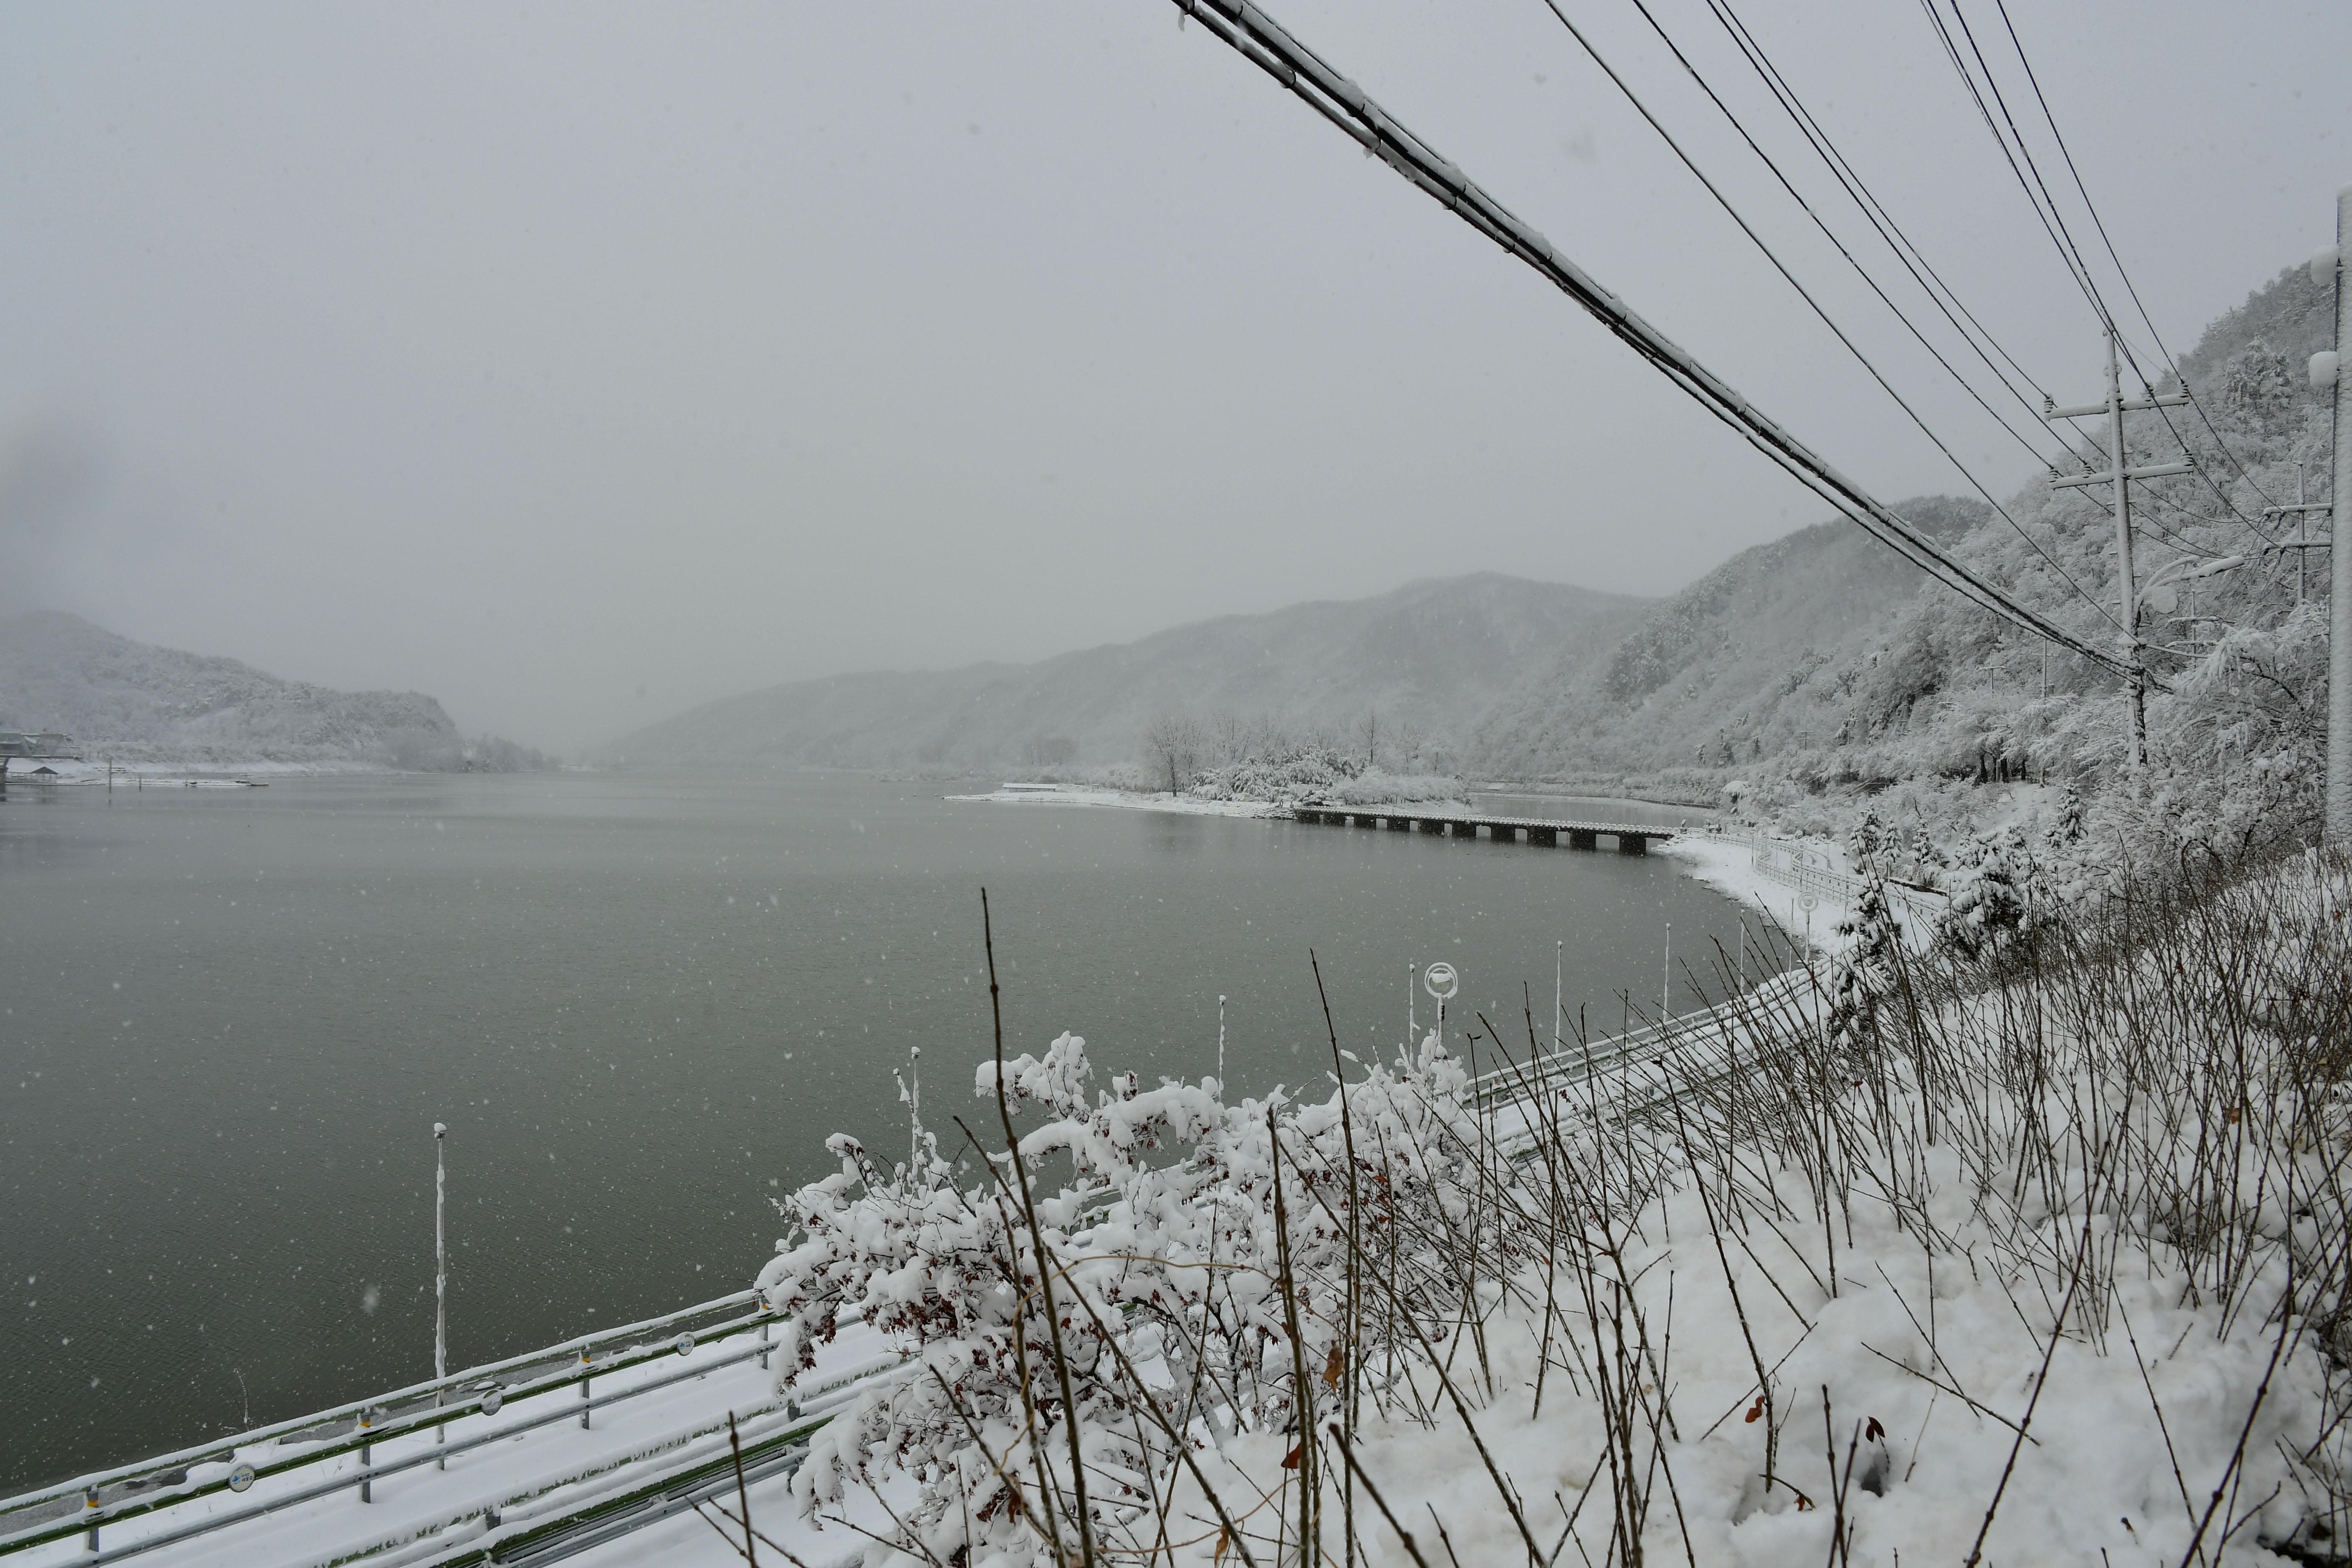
[1658,830,1846,932]
[947,785,1289,817]
[949,784,1462,819]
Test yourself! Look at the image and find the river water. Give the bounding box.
[0,773,1785,1490]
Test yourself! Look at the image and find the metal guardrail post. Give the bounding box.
[579,1353,593,1429]
[82,1490,96,1553]
[358,1408,373,1503]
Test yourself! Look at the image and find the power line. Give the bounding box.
[1616,0,2062,471]
[1985,0,2285,517]
[1160,0,2142,681]
[1943,0,2129,340]
[1590,0,2117,629]
[1916,0,2109,327]
[1932,0,2283,545]
[1705,0,2058,417]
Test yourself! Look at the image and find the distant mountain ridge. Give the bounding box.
[0,611,542,769]
[603,574,1651,770]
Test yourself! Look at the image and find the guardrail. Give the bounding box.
[0,1303,915,1568]
[1468,965,1828,1156]
[1710,822,1948,929]
[0,1291,787,1560]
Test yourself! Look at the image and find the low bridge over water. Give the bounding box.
[1290,806,1676,854]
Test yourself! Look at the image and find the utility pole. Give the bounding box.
[2045,323,2194,770]
[2266,463,2332,605]
[2320,186,2352,845]
[433,1120,449,1466]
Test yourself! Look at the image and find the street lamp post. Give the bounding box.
[433,1122,448,1466]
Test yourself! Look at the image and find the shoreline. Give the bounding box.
[944,784,1471,819]
[952,783,1876,951]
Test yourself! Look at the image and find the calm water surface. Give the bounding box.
[0,773,1783,1489]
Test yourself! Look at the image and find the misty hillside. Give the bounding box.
[1470,255,2338,852]
[0,611,543,770]
[1467,496,1986,780]
[2177,260,2338,385]
[603,574,1649,770]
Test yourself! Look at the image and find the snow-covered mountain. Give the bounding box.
[1467,495,1986,785]
[0,611,543,770]
[1472,257,2340,850]
[601,574,1650,772]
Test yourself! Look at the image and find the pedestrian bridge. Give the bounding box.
[1290,805,1678,854]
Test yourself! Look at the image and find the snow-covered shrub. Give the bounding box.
[1903,821,1945,890]
[1184,748,1358,803]
[1846,807,1888,876]
[1934,828,2052,958]
[758,1026,1484,1566]
[1185,754,1462,806]
[1827,873,1902,1053]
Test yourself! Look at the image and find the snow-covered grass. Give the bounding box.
[753,849,2352,1565]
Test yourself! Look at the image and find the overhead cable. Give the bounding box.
[1703,0,2057,426]
[1917,0,2110,327]
[1930,0,2284,543]
[1984,0,2287,524]
[1159,0,2142,680]
[1579,0,2118,630]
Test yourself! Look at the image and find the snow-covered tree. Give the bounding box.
[2048,784,2086,847]
[757,1028,1489,1567]
[1828,874,1903,1053]
[1905,822,1945,890]
[1847,808,1888,877]
[1935,830,2053,960]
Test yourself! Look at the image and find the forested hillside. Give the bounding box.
[1467,496,1984,785]
[0,611,549,770]
[1474,259,2337,854]
[602,574,1647,771]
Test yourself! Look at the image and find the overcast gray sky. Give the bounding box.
[3,0,2346,749]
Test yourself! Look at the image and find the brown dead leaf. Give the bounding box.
[1323,1345,1345,1388]
[1214,1526,1233,1565]
[1865,1416,1885,1443]
[1743,1397,1764,1424]
[1281,1444,1302,1470]
[1794,1492,1814,1512]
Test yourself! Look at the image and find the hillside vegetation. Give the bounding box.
[1471,260,2338,859]
[0,611,550,770]
[602,574,1647,772]
[754,847,2352,1565]
[1468,495,1984,787]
